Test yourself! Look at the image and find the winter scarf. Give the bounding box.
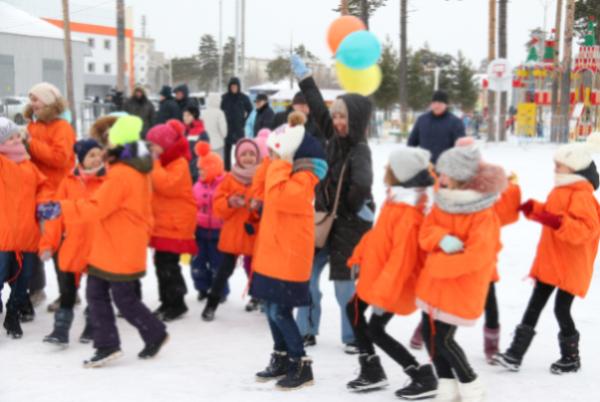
[231,162,257,185]
[435,188,499,214]
[554,173,587,188]
[76,165,106,182]
[0,142,29,163]
[387,186,433,213]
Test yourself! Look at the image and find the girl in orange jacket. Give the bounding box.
[39,139,106,346]
[38,116,168,368]
[343,147,438,398]
[0,117,51,339]
[495,135,600,375]
[416,143,507,401]
[147,119,198,322]
[249,124,327,390]
[201,137,263,321]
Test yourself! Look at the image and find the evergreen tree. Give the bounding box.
[374,40,399,114]
[266,56,290,82]
[221,36,236,81]
[334,0,387,27]
[171,57,201,85]
[452,52,479,112]
[574,0,600,45]
[406,49,431,111]
[198,34,219,92]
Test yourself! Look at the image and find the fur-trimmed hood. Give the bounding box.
[23,99,67,123]
[90,115,119,147]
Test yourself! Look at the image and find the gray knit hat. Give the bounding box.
[436,145,481,182]
[389,147,431,183]
[0,117,19,144]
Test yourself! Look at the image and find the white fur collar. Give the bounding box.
[554,173,586,188]
[387,187,433,211]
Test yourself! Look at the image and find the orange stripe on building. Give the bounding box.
[43,18,133,38]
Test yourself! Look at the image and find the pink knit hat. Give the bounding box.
[29,82,62,105]
[254,128,271,159]
[235,138,260,165]
[146,119,185,151]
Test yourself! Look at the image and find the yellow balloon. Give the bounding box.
[335,62,382,96]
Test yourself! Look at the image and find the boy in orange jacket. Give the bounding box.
[250,124,327,390]
[344,147,437,398]
[147,119,198,322]
[39,139,106,346]
[201,137,263,321]
[416,143,507,402]
[495,134,600,374]
[38,116,168,368]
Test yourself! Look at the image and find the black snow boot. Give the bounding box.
[19,297,35,323]
[43,308,74,345]
[138,332,169,359]
[256,351,289,382]
[245,297,261,312]
[79,322,93,344]
[201,294,220,322]
[395,364,438,400]
[303,335,317,347]
[4,307,22,339]
[347,354,389,392]
[276,357,314,390]
[161,302,188,322]
[550,332,581,375]
[494,324,536,371]
[197,290,209,301]
[83,347,123,368]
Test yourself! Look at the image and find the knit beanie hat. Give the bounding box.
[436,144,482,182]
[0,117,19,144]
[267,124,305,162]
[108,115,143,146]
[389,147,432,183]
[29,82,62,106]
[294,133,326,161]
[235,138,260,164]
[195,141,224,183]
[554,132,600,172]
[432,90,449,104]
[292,92,307,105]
[255,128,271,159]
[194,141,211,158]
[330,98,348,117]
[74,139,102,164]
[147,119,184,151]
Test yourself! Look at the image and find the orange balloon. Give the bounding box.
[327,15,366,54]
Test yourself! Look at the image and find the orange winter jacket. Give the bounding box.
[416,205,501,325]
[60,161,154,281]
[347,199,426,315]
[253,160,319,282]
[528,181,600,298]
[15,160,51,252]
[213,173,258,256]
[150,158,197,241]
[0,155,23,251]
[39,169,106,273]
[491,182,521,282]
[249,156,271,202]
[27,119,76,191]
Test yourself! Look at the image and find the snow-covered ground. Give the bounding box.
[3,140,600,402]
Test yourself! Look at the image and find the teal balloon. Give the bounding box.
[336,31,381,70]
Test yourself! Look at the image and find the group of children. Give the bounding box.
[1,81,599,399]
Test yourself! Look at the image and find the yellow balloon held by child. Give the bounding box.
[335,62,382,96]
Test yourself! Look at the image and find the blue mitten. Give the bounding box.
[36,202,62,221]
[439,235,464,254]
[290,54,311,80]
[310,158,328,181]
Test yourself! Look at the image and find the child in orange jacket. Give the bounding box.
[495,134,600,375]
[38,116,168,368]
[416,143,507,401]
[201,137,263,321]
[344,147,437,398]
[147,119,198,322]
[250,124,327,390]
[39,139,106,346]
[0,117,51,339]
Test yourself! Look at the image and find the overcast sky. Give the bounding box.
[4,0,563,67]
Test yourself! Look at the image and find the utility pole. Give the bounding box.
[551,0,563,142]
[399,0,408,136]
[487,0,497,141]
[559,0,575,143]
[498,0,508,141]
[218,0,223,92]
[61,0,77,128]
[234,0,240,79]
[116,0,126,93]
[240,0,246,88]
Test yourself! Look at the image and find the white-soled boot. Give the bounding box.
[432,378,460,402]
[458,377,486,402]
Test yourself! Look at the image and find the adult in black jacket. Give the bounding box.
[294,73,375,350]
[271,92,327,149]
[123,86,155,137]
[173,84,199,119]
[407,90,466,163]
[155,85,181,124]
[252,93,274,136]
[220,77,252,170]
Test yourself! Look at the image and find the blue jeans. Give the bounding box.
[0,252,37,311]
[265,301,305,358]
[296,247,356,344]
[191,228,228,296]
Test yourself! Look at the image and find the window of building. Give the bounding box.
[104,39,111,50]
[88,38,95,48]
[104,64,111,74]
[87,62,95,73]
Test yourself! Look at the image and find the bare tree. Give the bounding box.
[61,0,76,127]
[341,0,349,15]
[498,0,507,141]
[399,0,408,135]
[551,0,563,142]
[360,0,369,28]
[559,0,576,143]
[116,0,126,93]
[487,0,496,141]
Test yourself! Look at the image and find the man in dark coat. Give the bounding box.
[155,85,181,124]
[220,77,252,170]
[271,92,327,148]
[173,84,199,120]
[252,93,274,137]
[407,90,466,163]
[123,86,155,137]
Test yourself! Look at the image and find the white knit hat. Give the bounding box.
[554,132,600,172]
[29,82,62,105]
[0,117,19,144]
[436,145,482,182]
[266,124,305,162]
[389,147,431,183]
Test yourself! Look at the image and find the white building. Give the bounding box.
[134,36,169,94]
